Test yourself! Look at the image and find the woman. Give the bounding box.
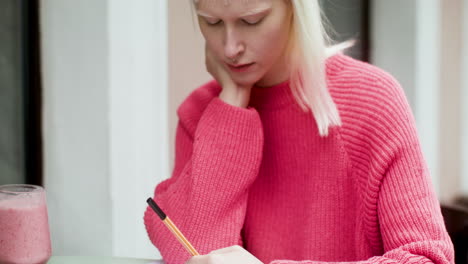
[144,0,454,263]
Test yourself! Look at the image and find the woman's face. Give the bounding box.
[196,0,293,88]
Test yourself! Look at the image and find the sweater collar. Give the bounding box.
[247,53,345,111]
[248,78,295,110]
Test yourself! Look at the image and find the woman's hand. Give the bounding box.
[185,245,264,264]
[205,44,253,108]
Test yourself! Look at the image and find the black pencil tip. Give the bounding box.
[147,197,167,220]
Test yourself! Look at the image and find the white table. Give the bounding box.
[47,256,164,264]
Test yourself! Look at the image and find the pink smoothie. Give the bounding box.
[0,191,51,264]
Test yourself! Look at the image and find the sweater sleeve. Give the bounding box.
[144,97,264,264]
[270,67,454,264]
[270,166,454,264]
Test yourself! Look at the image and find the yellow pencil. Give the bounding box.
[147,198,200,256]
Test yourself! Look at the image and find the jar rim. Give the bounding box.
[0,184,44,195]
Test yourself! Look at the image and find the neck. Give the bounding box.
[255,54,290,88]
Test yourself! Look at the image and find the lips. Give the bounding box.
[227,62,255,72]
[229,63,254,68]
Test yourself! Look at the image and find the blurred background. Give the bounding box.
[0,0,467,260]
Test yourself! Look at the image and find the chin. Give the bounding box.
[233,73,264,87]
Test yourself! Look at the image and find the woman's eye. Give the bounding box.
[242,18,263,26]
[204,18,263,26]
[206,19,222,26]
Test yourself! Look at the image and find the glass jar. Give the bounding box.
[0,184,52,264]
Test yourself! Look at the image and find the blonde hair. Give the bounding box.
[288,0,354,136]
[191,0,353,136]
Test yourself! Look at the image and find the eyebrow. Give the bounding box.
[196,6,272,19]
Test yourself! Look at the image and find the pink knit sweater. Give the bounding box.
[144,54,454,264]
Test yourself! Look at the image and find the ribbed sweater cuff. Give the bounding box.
[196,97,263,141]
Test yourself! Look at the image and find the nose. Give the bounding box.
[223,28,244,62]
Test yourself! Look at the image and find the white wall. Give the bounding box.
[414,0,441,198]
[41,0,168,259]
[439,0,463,202]
[41,0,113,255]
[108,0,168,259]
[461,0,468,193]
